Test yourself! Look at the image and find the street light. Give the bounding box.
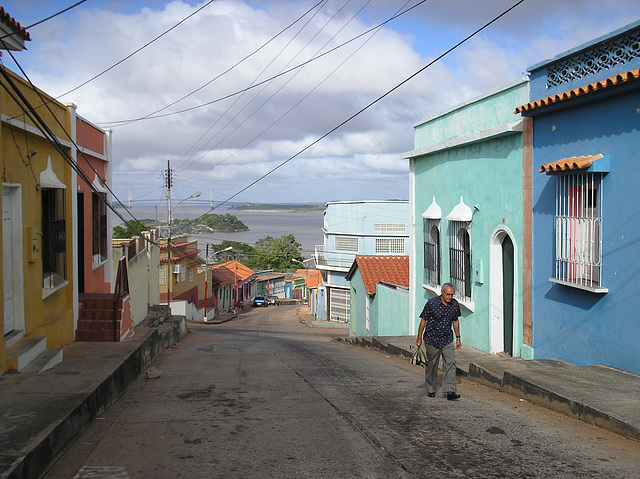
[291,258,314,266]
[167,191,201,313]
[204,246,233,321]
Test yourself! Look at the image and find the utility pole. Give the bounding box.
[166,160,172,314]
[204,244,209,321]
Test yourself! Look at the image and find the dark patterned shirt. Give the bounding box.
[420,296,461,349]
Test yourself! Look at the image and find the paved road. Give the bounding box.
[45,305,640,478]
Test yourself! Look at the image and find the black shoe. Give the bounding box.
[447,392,460,401]
[427,392,435,398]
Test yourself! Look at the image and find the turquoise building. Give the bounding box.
[403,78,532,358]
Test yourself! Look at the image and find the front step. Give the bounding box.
[22,348,63,373]
[7,336,62,372]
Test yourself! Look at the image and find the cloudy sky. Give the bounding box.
[3,0,640,213]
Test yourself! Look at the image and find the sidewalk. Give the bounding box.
[0,314,186,479]
[337,335,640,442]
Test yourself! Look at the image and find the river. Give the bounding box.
[113,207,325,259]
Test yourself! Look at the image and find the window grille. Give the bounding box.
[546,30,640,89]
[329,288,350,323]
[374,223,405,232]
[375,238,405,254]
[424,220,441,287]
[449,221,471,301]
[554,172,603,287]
[159,264,166,285]
[335,236,358,252]
[42,188,66,289]
[92,192,108,263]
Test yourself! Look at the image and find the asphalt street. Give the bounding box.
[44,305,640,479]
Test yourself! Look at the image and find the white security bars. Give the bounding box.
[554,172,603,288]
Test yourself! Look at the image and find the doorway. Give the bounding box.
[489,226,517,355]
[501,235,514,356]
[2,185,25,336]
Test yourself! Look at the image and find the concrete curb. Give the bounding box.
[0,316,186,479]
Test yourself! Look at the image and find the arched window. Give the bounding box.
[424,221,441,287]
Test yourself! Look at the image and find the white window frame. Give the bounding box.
[375,238,405,254]
[424,219,441,288]
[449,220,472,302]
[551,172,607,293]
[188,267,194,283]
[335,236,358,252]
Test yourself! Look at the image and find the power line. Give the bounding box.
[100,0,430,127]
[54,0,217,100]
[200,0,527,216]
[101,0,326,129]
[0,0,87,42]
[173,0,332,171]
[181,0,407,178]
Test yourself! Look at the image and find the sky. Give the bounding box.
[3,0,640,214]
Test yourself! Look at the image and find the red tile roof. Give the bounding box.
[211,266,236,287]
[349,255,409,295]
[515,69,640,114]
[211,260,254,281]
[0,7,31,42]
[538,154,603,173]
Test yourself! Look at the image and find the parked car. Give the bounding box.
[266,295,280,306]
[252,296,267,307]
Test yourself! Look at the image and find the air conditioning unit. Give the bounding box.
[173,264,181,274]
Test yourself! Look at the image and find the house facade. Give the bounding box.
[403,78,531,357]
[516,21,640,373]
[314,200,409,323]
[1,65,75,371]
[211,260,254,314]
[346,255,409,337]
[159,235,205,320]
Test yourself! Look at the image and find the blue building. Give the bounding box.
[516,20,640,373]
[314,201,409,323]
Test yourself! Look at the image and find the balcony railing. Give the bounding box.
[314,245,356,269]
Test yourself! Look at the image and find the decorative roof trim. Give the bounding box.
[421,197,441,219]
[39,156,66,189]
[445,197,472,222]
[515,69,640,114]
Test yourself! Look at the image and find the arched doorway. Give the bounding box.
[489,226,517,355]
[501,234,514,356]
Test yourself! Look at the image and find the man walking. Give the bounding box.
[416,283,462,400]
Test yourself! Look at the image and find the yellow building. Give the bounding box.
[0,63,76,372]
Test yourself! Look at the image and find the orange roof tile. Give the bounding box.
[211,260,254,281]
[0,7,31,42]
[349,255,409,295]
[211,266,236,287]
[538,154,603,173]
[515,69,640,114]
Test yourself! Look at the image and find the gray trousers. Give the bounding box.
[424,341,456,395]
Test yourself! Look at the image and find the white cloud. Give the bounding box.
[3,0,640,208]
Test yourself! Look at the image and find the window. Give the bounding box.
[375,238,405,254]
[449,221,471,301]
[335,236,358,252]
[189,267,194,283]
[424,219,441,287]
[42,188,67,289]
[180,266,186,283]
[554,172,603,288]
[374,223,405,232]
[92,192,108,264]
[159,264,166,285]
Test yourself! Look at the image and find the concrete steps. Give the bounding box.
[7,336,63,373]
